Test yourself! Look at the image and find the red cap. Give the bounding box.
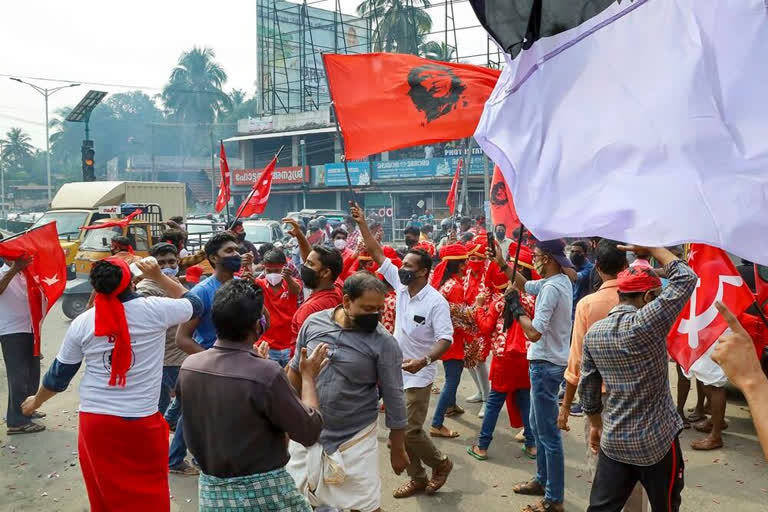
[617,267,661,293]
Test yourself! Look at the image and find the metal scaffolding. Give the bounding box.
[256,0,502,117]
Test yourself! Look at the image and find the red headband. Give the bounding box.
[431,244,468,288]
[617,267,662,293]
[93,257,133,387]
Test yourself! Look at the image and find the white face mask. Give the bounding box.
[161,266,179,277]
[333,239,347,250]
[265,273,283,286]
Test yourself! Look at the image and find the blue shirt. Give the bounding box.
[572,260,595,316]
[525,273,573,366]
[190,276,225,349]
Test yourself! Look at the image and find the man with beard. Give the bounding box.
[351,203,455,499]
[286,272,409,512]
[494,224,514,261]
[403,226,420,249]
[229,220,258,260]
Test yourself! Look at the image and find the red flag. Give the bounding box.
[755,264,768,314]
[489,164,520,231]
[668,244,755,371]
[236,157,277,218]
[215,142,231,213]
[0,223,66,356]
[446,158,463,214]
[324,53,501,159]
[80,209,142,231]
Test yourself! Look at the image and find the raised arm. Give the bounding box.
[349,203,384,266]
[136,259,187,299]
[283,218,312,262]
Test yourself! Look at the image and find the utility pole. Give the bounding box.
[9,78,80,204]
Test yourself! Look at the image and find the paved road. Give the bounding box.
[1,303,766,511]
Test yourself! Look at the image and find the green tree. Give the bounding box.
[0,127,36,182]
[357,0,432,55]
[420,40,456,62]
[162,46,231,124]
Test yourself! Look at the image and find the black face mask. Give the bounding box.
[570,253,586,267]
[300,264,319,289]
[236,232,246,242]
[405,237,417,248]
[398,268,417,285]
[350,311,380,333]
[495,231,505,241]
[220,255,242,273]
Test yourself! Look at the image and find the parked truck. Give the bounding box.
[32,181,187,279]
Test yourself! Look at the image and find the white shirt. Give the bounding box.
[56,296,193,417]
[378,258,454,389]
[0,264,32,335]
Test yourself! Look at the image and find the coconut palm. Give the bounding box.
[162,46,231,124]
[420,40,456,62]
[0,127,35,180]
[357,0,432,55]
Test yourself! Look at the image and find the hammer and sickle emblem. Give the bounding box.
[677,275,744,348]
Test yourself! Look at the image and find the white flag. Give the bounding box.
[474,0,768,264]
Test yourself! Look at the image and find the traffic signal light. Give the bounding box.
[82,140,95,182]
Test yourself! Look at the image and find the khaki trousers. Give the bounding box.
[404,385,445,481]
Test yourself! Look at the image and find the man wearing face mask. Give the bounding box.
[579,246,696,512]
[255,249,302,367]
[403,226,421,250]
[229,220,258,261]
[494,224,513,261]
[567,240,595,318]
[350,203,455,500]
[170,232,242,475]
[286,272,408,512]
[136,243,188,426]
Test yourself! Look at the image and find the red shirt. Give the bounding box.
[257,278,299,350]
[290,287,343,344]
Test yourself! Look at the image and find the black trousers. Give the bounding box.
[588,436,684,512]
[0,333,40,427]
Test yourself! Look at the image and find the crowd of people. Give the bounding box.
[1,204,768,512]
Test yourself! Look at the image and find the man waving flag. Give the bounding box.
[471,0,768,264]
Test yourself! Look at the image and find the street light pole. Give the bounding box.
[0,140,5,229]
[9,78,80,204]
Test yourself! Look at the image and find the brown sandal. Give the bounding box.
[513,479,546,496]
[693,419,728,433]
[426,457,453,494]
[430,426,460,438]
[522,500,564,512]
[393,479,428,499]
[691,437,724,451]
[445,405,465,417]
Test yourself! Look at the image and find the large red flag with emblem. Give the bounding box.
[445,158,463,215]
[0,223,66,356]
[215,142,231,213]
[668,244,755,371]
[324,53,501,160]
[236,156,277,218]
[489,164,520,232]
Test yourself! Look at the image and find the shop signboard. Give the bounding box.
[373,156,486,180]
[325,162,371,187]
[232,166,307,186]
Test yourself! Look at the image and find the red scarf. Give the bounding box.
[94,257,133,387]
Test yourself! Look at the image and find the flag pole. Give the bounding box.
[230,145,284,228]
[509,224,526,278]
[220,139,232,228]
[330,102,359,206]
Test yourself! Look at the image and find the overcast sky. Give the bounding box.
[0,0,489,148]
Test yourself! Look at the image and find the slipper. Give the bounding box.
[445,405,465,417]
[513,479,546,496]
[7,422,46,435]
[523,446,537,459]
[687,412,707,423]
[693,419,728,434]
[691,437,724,451]
[467,445,488,461]
[430,427,460,438]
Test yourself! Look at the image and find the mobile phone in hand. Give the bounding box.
[487,232,496,258]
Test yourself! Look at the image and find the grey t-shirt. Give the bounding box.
[290,307,407,453]
[525,273,573,366]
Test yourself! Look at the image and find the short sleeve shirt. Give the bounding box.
[256,278,299,350]
[189,276,225,349]
[524,273,573,366]
[0,264,32,335]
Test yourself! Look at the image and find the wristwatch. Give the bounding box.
[424,355,433,366]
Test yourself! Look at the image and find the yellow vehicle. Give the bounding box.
[33,181,186,280]
[61,204,166,319]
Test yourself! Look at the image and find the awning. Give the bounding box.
[224,127,336,142]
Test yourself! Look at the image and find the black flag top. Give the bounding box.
[469,0,629,57]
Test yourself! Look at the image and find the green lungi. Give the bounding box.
[198,467,311,512]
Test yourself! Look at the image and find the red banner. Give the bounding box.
[233,166,307,186]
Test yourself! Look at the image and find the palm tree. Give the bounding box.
[420,40,456,62]
[0,127,35,180]
[162,46,231,124]
[357,0,432,55]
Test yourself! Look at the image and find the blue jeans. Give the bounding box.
[529,360,566,504]
[268,348,292,368]
[431,359,463,428]
[158,366,180,417]
[165,397,181,426]
[168,412,187,468]
[478,388,535,450]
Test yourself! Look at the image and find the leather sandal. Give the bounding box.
[691,437,724,450]
[513,479,546,496]
[430,426,460,438]
[693,419,728,433]
[426,457,453,494]
[393,479,428,499]
[522,500,565,512]
[445,405,465,417]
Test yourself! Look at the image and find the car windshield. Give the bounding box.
[80,226,122,251]
[33,212,89,238]
[187,222,213,234]
[243,225,272,243]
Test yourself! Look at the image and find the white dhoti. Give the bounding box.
[683,341,729,387]
[286,422,380,512]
